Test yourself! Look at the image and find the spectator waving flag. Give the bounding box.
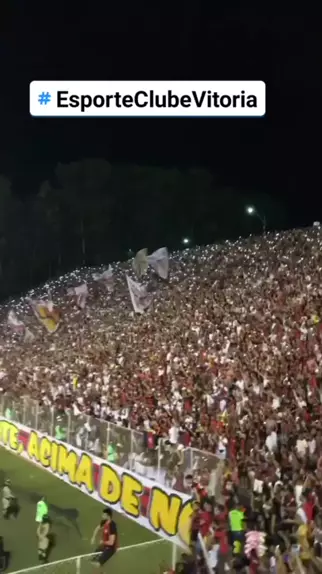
[28,298,61,334]
[92,266,114,292]
[132,248,148,277]
[126,275,152,314]
[147,247,169,279]
[67,283,88,309]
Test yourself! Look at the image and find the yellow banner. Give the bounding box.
[0,420,193,548]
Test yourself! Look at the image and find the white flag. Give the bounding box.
[92,266,114,292]
[8,311,25,334]
[132,248,148,277]
[75,283,88,309]
[24,328,35,343]
[147,247,169,279]
[47,289,53,312]
[68,283,88,309]
[126,275,152,314]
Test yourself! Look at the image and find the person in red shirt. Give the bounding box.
[91,508,118,569]
[213,520,229,572]
[214,503,228,525]
[199,499,214,539]
[248,549,260,574]
[303,490,316,522]
[214,526,229,555]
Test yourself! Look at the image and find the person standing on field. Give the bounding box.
[37,515,51,564]
[35,496,49,525]
[2,479,15,520]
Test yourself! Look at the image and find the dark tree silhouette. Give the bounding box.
[0,160,288,301]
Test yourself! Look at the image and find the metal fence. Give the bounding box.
[0,395,219,494]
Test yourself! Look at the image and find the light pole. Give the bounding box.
[245,205,266,232]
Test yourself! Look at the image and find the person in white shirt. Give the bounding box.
[2,480,15,519]
[265,430,277,453]
[309,437,316,455]
[296,436,308,458]
[216,438,227,460]
[168,422,179,445]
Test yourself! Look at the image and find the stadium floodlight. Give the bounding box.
[245,205,266,232]
[182,237,190,245]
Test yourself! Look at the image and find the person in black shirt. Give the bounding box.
[91,508,118,569]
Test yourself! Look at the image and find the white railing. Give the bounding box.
[9,539,175,574]
[0,395,219,494]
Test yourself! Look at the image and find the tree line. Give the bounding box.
[0,159,287,301]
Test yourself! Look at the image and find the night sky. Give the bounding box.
[1,3,320,227]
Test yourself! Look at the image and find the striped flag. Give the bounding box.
[126,275,152,314]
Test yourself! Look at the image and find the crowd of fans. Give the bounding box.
[2,226,322,571]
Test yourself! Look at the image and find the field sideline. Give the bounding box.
[0,448,174,573]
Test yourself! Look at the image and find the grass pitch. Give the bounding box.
[0,448,175,573]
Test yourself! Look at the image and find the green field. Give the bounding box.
[0,449,177,573]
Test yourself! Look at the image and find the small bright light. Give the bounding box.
[182,237,190,245]
[246,206,255,215]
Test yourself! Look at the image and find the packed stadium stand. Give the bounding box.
[2,226,322,572]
